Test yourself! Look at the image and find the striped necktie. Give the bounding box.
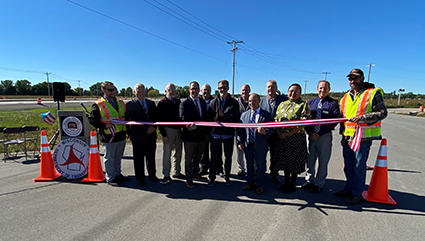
[314,99,323,133]
[249,110,256,144]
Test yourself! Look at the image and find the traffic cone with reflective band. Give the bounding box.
[34,130,61,181]
[362,139,396,205]
[82,131,105,182]
[37,98,41,104]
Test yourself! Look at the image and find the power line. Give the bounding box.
[66,0,229,64]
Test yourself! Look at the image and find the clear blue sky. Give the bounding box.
[1,0,424,96]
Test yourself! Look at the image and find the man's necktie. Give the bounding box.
[195,99,201,116]
[249,110,256,144]
[314,99,323,133]
[142,100,148,117]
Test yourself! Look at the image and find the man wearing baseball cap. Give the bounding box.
[335,68,387,205]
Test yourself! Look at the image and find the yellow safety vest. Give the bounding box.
[340,88,383,138]
[95,97,126,134]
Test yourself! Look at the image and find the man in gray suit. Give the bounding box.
[238,93,274,194]
[259,80,288,184]
[236,84,251,176]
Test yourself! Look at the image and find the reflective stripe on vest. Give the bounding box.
[341,88,382,138]
[95,97,127,134]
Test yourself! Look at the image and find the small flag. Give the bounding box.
[350,123,362,153]
[41,112,56,125]
[108,124,116,143]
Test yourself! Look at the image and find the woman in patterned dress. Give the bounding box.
[273,83,310,193]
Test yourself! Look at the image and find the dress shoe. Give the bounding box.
[277,182,289,191]
[301,182,315,190]
[207,180,215,186]
[334,189,352,197]
[225,178,232,186]
[271,176,281,184]
[193,176,208,182]
[256,185,264,195]
[282,185,296,194]
[237,170,246,176]
[310,185,323,193]
[186,180,195,188]
[149,176,160,182]
[137,180,146,186]
[346,195,364,205]
[107,179,119,187]
[172,173,186,179]
[115,174,131,182]
[242,182,256,191]
[160,176,173,184]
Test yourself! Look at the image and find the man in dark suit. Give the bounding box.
[236,84,251,176]
[180,81,209,188]
[259,80,288,184]
[126,83,158,186]
[238,93,274,194]
[208,80,240,186]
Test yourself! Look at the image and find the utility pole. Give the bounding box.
[227,40,243,97]
[366,63,376,82]
[322,72,331,80]
[304,80,309,98]
[398,88,405,106]
[78,80,81,96]
[44,72,51,99]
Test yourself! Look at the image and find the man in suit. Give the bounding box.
[208,80,240,186]
[259,80,288,184]
[236,84,251,176]
[157,83,184,184]
[238,93,274,194]
[126,83,158,186]
[180,81,209,188]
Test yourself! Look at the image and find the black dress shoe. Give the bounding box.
[310,185,323,193]
[346,195,364,205]
[107,179,119,187]
[137,180,146,186]
[301,182,315,190]
[277,182,290,191]
[160,176,173,184]
[172,173,186,179]
[237,170,246,176]
[149,176,160,182]
[334,189,352,197]
[282,185,296,194]
[115,174,131,182]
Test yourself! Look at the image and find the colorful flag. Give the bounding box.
[41,112,56,125]
[350,123,362,153]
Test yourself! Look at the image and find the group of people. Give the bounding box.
[89,68,387,205]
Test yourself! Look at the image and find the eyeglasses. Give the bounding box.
[348,76,360,80]
[167,88,176,91]
[106,88,116,92]
[218,86,227,90]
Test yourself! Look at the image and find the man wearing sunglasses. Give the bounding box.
[89,81,130,187]
[335,68,387,205]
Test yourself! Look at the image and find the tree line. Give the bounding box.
[1,79,423,100]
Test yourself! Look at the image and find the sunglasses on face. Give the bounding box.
[348,76,360,80]
[218,86,227,90]
[167,88,176,91]
[106,88,117,92]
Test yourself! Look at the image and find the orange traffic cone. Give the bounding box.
[34,130,61,181]
[37,98,41,104]
[82,131,105,182]
[362,139,396,205]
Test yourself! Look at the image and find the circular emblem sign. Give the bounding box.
[53,138,89,179]
[62,116,83,137]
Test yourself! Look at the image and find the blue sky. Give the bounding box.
[1,0,424,96]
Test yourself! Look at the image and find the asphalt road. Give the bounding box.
[0,114,424,241]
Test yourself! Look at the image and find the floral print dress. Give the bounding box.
[272,98,310,174]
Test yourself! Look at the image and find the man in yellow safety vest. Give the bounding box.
[334,69,387,205]
[89,81,129,186]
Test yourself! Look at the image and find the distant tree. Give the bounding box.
[74,87,84,96]
[89,82,103,97]
[1,80,16,95]
[83,90,91,96]
[62,82,73,95]
[176,85,189,98]
[15,79,32,95]
[119,88,126,96]
[147,89,160,98]
[31,82,49,95]
[125,87,133,97]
